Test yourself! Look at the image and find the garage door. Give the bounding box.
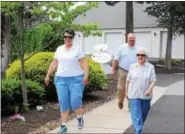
[104,32,124,56]
[161,31,184,59]
[135,32,152,57]
[83,36,101,54]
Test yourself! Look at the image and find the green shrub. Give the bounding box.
[1,78,46,116]
[6,52,108,100]
[6,52,56,100]
[85,57,108,93]
[171,59,182,66]
[157,59,183,66]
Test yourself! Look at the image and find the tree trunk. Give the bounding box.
[125,1,134,43]
[164,21,173,70]
[1,15,11,78]
[16,3,29,110]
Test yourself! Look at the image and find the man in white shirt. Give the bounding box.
[111,33,139,109]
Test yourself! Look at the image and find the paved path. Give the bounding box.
[48,74,184,133]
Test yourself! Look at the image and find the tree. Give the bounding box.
[142,2,185,69]
[1,1,100,111]
[105,1,133,42]
[1,13,11,78]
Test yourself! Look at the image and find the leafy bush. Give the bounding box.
[157,59,183,66]
[85,57,108,93]
[2,78,46,116]
[6,52,108,100]
[6,52,56,100]
[171,59,182,66]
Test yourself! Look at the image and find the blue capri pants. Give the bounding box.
[54,75,85,112]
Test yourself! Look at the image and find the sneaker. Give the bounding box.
[77,116,84,129]
[60,125,67,133]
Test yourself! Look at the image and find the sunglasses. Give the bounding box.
[64,36,73,39]
[137,54,146,57]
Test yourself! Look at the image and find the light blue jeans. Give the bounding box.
[129,99,151,134]
[54,75,85,112]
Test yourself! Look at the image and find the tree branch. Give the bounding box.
[24,38,54,61]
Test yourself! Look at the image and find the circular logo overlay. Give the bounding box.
[91,52,112,64]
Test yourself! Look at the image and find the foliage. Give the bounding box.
[104,1,120,6]
[85,57,108,93]
[6,52,55,100]
[158,59,183,66]
[143,2,185,35]
[23,23,53,52]
[2,1,103,111]
[1,2,22,16]
[137,2,185,69]
[2,1,102,61]
[1,78,46,116]
[6,52,108,99]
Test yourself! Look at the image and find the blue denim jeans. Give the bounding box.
[129,99,151,134]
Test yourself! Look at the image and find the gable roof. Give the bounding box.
[74,2,158,29]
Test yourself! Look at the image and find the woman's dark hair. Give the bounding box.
[63,28,75,37]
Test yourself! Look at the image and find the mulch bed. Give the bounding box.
[1,78,118,134]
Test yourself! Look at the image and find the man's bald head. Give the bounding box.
[127,33,135,38]
[127,33,135,47]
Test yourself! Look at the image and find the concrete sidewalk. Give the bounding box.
[48,86,168,133]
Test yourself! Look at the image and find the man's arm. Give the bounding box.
[111,59,118,72]
[125,80,129,99]
[111,45,122,78]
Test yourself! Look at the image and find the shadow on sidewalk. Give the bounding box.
[155,74,184,87]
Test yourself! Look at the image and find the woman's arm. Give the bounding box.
[145,81,156,96]
[45,59,58,86]
[145,65,156,96]
[79,57,88,85]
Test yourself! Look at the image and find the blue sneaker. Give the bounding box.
[77,116,84,129]
[60,125,67,133]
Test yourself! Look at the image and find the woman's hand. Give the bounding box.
[125,93,129,100]
[45,76,50,86]
[145,81,155,96]
[83,76,88,85]
[144,89,152,96]
[45,59,58,86]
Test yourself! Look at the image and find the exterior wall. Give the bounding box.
[160,31,184,59]
[74,28,184,59]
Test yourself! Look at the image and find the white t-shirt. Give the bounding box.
[54,45,85,77]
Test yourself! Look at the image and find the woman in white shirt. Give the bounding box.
[45,29,88,133]
[125,47,156,134]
